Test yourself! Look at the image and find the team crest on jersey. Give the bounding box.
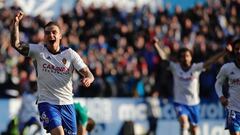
[62,58,67,65]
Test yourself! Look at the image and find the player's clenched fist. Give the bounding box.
[81,78,93,87]
[14,11,24,24]
[219,96,229,107]
[153,37,160,47]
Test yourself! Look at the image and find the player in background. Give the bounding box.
[146,90,160,135]
[85,118,95,134]
[153,38,231,135]
[215,38,240,135]
[74,102,95,135]
[18,80,42,135]
[11,11,94,135]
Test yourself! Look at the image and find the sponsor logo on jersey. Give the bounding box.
[42,63,70,74]
[229,78,240,85]
[178,73,195,81]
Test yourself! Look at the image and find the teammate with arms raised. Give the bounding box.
[153,38,231,135]
[215,38,240,135]
[11,11,94,135]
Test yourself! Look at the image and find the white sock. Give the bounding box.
[194,127,200,135]
[181,128,189,135]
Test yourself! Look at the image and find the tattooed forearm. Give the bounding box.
[78,67,94,81]
[11,11,29,56]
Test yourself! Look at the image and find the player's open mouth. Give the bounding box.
[49,39,56,44]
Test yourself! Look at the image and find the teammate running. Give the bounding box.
[215,38,240,135]
[153,37,231,135]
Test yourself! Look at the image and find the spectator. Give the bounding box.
[0,0,239,98]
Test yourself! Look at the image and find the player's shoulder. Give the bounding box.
[220,62,235,72]
[222,62,235,68]
[192,62,203,67]
[60,46,75,56]
[169,61,178,67]
[61,47,81,60]
[62,46,79,54]
[60,46,70,52]
[30,43,44,49]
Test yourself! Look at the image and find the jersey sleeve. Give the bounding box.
[169,61,177,73]
[28,44,43,58]
[71,49,87,71]
[215,65,228,98]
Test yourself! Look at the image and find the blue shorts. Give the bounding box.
[174,102,200,126]
[38,102,77,135]
[226,109,240,132]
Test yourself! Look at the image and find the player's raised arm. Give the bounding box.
[78,67,94,88]
[203,44,232,69]
[153,37,170,60]
[11,11,29,56]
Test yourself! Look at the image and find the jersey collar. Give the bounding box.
[44,45,68,55]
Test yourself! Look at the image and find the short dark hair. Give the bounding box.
[86,117,95,132]
[44,21,60,29]
[178,48,193,59]
[232,37,240,47]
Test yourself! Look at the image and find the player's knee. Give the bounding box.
[180,122,190,129]
[191,125,199,131]
[230,132,240,135]
[50,126,64,135]
[179,117,189,129]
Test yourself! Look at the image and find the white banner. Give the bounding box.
[4,0,76,19]
[0,98,229,135]
[3,0,164,19]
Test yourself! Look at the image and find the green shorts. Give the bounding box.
[74,102,88,127]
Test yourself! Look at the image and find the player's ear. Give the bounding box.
[59,32,62,39]
[57,26,62,39]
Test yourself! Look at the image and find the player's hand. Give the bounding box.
[152,37,160,47]
[225,44,233,53]
[14,11,24,24]
[219,96,228,107]
[81,78,93,87]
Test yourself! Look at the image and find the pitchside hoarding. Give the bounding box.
[0,98,228,135]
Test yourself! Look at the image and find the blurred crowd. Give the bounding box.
[0,0,239,99]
